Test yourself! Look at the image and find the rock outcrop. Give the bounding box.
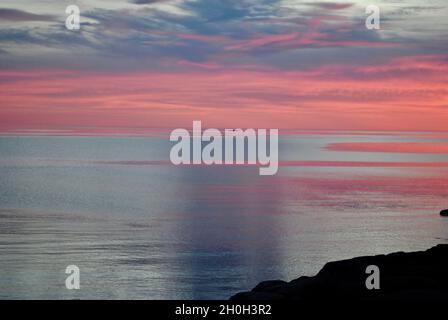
[231,244,448,301]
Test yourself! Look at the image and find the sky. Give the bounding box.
[0,0,447,133]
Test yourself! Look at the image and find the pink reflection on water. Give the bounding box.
[326,142,448,154]
[65,160,448,168]
[191,169,448,214]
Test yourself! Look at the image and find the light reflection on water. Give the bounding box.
[0,134,448,299]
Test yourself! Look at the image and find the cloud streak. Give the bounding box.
[0,53,447,132]
[0,8,56,22]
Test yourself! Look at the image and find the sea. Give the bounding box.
[0,131,447,299]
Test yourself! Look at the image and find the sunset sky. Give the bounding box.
[0,0,447,133]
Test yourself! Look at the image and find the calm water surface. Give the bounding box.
[0,133,448,299]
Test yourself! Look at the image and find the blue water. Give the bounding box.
[0,134,448,299]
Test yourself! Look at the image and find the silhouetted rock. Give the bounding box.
[252,280,287,293]
[441,209,448,216]
[230,244,448,301]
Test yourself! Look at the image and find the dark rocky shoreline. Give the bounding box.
[230,244,448,301]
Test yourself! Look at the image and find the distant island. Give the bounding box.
[231,243,448,301]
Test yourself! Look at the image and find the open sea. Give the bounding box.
[1,132,448,299]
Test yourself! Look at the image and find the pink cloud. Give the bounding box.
[0,54,447,133]
[177,60,221,69]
